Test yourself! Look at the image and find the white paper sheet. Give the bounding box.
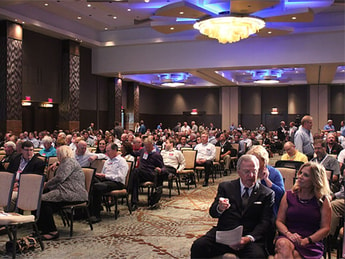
[216,225,243,246]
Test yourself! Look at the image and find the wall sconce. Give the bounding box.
[191,109,198,115]
[22,100,31,106]
[271,107,278,115]
[40,102,53,108]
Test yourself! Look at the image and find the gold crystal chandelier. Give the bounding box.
[193,16,265,44]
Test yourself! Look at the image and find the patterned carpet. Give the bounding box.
[0,172,238,259]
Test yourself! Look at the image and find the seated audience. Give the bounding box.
[323,119,335,133]
[281,141,308,163]
[121,141,135,165]
[247,145,285,215]
[239,132,252,156]
[325,132,343,156]
[39,136,57,158]
[190,155,274,258]
[95,139,107,154]
[158,138,185,179]
[194,132,216,187]
[311,139,341,192]
[0,141,17,170]
[37,145,88,240]
[215,133,237,176]
[275,162,331,259]
[130,138,164,210]
[89,143,128,223]
[75,140,106,167]
[176,136,191,150]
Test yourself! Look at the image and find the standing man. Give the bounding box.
[130,138,164,210]
[191,155,274,258]
[194,132,216,187]
[294,115,314,160]
[89,143,128,223]
[323,119,335,133]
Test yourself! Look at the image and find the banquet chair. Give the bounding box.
[178,150,197,189]
[58,167,96,236]
[0,171,16,212]
[213,146,222,178]
[275,167,296,191]
[0,173,45,258]
[274,160,304,171]
[103,161,133,219]
[229,143,239,173]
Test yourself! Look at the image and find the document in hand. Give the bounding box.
[216,225,243,246]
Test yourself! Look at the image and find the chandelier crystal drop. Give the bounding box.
[193,16,265,44]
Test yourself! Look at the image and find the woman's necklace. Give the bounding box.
[297,194,313,204]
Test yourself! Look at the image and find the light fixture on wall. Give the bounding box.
[193,16,265,44]
[271,107,278,115]
[22,96,32,106]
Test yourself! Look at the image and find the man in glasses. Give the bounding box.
[6,141,46,210]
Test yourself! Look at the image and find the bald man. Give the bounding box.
[281,141,308,163]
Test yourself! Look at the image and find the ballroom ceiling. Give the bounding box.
[0,0,344,87]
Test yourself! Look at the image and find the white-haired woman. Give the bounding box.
[275,162,331,259]
[39,135,56,158]
[37,145,88,240]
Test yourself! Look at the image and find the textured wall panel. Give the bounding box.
[69,55,80,121]
[6,38,22,120]
[0,38,7,123]
[114,78,122,123]
[134,84,140,123]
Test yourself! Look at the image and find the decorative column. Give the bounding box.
[133,84,140,124]
[310,84,328,134]
[0,21,23,135]
[221,86,238,130]
[60,40,80,131]
[114,78,122,124]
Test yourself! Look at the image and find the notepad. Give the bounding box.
[216,225,243,246]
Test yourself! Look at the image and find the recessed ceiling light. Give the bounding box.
[127,8,131,12]
[179,11,184,15]
[113,16,117,19]
[144,0,150,2]
[14,19,18,22]
[87,4,91,7]
[44,3,48,7]
[268,31,272,34]
[291,16,297,20]
[22,21,25,24]
[170,27,174,30]
[105,27,108,30]
[77,16,82,20]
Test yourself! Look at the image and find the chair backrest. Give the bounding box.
[0,171,16,211]
[275,160,304,171]
[16,174,45,215]
[90,159,106,174]
[182,150,197,169]
[231,143,239,157]
[181,147,193,151]
[82,167,96,194]
[276,167,296,191]
[214,146,221,162]
[47,156,58,166]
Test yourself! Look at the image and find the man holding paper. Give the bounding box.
[191,154,275,258]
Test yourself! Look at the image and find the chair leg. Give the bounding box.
[33,223,44,251]
[69,208,74,237]
[11,226,17,259]
[126,195,132,215]
[175,178,180,195]
[115,199,119,220]
[85,206,93,231]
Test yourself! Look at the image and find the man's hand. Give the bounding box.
[88,155,98,162]
[155,167,162,174]
[196,159,206,164]
[218,197,230,212]
[95,173,105,179]
[229,237,251,250]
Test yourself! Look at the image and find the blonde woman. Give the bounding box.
[37,145,88,240]
[275,162,331,259]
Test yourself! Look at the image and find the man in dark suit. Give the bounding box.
[7,141,46,177]
[191,154,275,258]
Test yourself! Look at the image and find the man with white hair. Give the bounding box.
[0,141,17,170]
[323,119,335,133]
[75,140,106,167]
[39,136,57,158]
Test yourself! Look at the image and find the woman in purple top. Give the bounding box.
[275,162,331,259]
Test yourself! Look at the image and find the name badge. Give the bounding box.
[143,152,148,160]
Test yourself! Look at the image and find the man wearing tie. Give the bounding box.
[191,154,275,258]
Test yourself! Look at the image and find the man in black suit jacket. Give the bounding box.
[191,154,275,258]
[7,141,45,177]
